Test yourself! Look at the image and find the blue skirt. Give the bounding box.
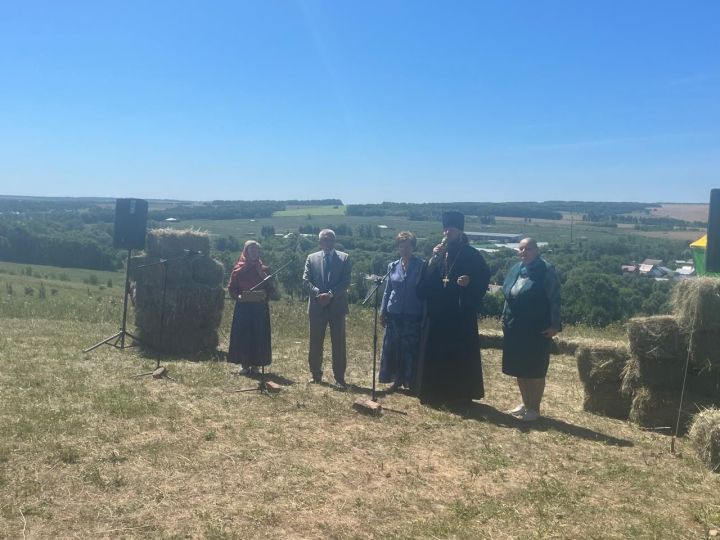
[379,314,422,388]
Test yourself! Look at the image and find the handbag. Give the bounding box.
[238,290,267,303]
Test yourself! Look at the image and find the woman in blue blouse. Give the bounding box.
[379,231,424,391]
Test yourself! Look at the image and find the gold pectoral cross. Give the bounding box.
[442,276,450,287]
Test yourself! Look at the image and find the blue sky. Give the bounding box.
[0,1,718,203]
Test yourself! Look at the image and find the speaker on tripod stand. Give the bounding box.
[84,198,148,352]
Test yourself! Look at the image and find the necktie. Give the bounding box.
[323,253,331,287]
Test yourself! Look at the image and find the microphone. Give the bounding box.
[184,249,204,257]
[429,236,447,266]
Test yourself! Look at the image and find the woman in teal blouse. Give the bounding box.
[502,237,561,422]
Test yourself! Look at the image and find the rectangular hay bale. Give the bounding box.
[629,387,716,435]
[145,228,211,259]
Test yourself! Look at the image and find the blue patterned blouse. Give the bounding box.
[380,255,424,317]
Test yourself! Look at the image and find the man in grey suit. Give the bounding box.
[303,229,352,386]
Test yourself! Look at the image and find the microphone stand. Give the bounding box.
[353,266,407,417]
[131,252,198,380]
[361,266,392,402]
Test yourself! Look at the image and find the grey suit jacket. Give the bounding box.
[303,250,352,316]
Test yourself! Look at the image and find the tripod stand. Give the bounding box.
[84,249,141,352]
[234,365,282,395]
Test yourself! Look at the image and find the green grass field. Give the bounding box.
[160,209,677,246]
[1,268,719,538]
[272,205,348,217]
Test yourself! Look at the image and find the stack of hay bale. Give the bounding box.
[131,228,226,355]
[576,343,631,419]
[621,278,720,434]
[672,278,720,391]
[689,407,720,472]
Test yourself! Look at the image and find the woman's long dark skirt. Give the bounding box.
[227,301,272,367]
[379,314,422,388]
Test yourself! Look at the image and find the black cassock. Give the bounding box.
[416,239,490,405]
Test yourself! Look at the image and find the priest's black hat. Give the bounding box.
[441,210,465,230]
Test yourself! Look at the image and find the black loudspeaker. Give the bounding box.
[113,198,148,250]
[707,189,720,273]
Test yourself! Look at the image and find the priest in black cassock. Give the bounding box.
[416,211,491,406]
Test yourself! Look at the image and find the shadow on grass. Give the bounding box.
[342,382,416,398]
[240,371,296,386]
[438,402,634,447]
[136,347,228,363]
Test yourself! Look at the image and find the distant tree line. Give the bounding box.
[348,202,564,220]
[0,216,122,270]
[0,198,698,328]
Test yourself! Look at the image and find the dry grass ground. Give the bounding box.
[1,295,719,538]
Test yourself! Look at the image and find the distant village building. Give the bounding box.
[674,265,695,278]
[637,259,674,279]
[164,217,179,222]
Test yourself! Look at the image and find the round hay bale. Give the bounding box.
[688,408,720,472]
[582,384,632,419]
[629,387,714,435]
[576,344,629,388]
[145,228,211,259]
[671,277,720,332]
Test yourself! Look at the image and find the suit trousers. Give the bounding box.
[308,307,347,381]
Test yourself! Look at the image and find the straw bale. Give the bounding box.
[686,368,720,398]
[131,229,225,355]
[626,316,687,391]
[620,357,641,397]
[480,330,503,350]
[192,257,225,286]
[629,387,715,435]
[145,228,210,259]
[582,384,632,420]
[549,337,578,356]
[478,331,594,356]
[671,277,720,332]
[688,408,720,472]
[689,330,720,370]
[576,344,629,388]
[627,316,687,360]
[135,284,225,355]
[130,255,194,287]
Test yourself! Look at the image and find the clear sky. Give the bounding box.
[0,1,718,203]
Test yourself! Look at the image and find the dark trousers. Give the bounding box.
[308,309,346,382]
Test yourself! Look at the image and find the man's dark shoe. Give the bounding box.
[333,379,348,389]
[308,376,322,384]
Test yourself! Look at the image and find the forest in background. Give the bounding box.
[0,197,704,328]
